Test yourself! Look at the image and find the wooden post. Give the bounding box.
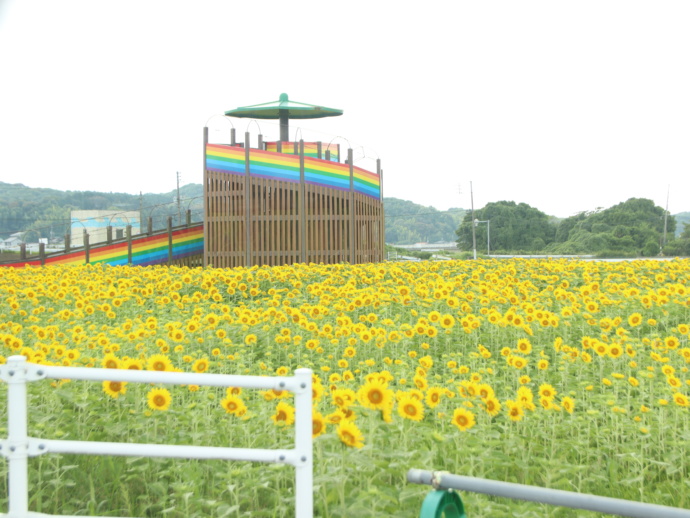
[19,243,26,260]
[299,139,306,263]
[203,126,209,267]
[378,158,384,262]
[84,232,90,264]
[64,233,70,253]
[186,209,192,227]
[325,150,331,162]
[127,225,133,264]
[258,134,263,150]
[230,127,236,146]
[39,242,45,266]
[106,226,113,244]
[244,131,251,266]
[317,142,322,159]
[148,216,153,235]
[348,148,355,264]
[168,216,172,265]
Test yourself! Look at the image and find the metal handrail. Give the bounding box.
[0,356,313,518]
[407,469,690,518]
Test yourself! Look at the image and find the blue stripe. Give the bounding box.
[304,172,350,189]
[250,164,300,181]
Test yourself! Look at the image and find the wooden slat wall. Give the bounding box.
[205,146,383,268]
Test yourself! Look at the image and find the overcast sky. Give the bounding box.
[1,1,688,219]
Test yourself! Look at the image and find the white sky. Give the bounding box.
[1,1,688,219]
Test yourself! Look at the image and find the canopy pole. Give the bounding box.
[279,109,289,142]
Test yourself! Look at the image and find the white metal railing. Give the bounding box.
[0,356,313,518]
[407,469,690,518]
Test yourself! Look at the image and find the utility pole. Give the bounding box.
[470,181,477,260]
[176,172,182,225]
[661,185,669,255]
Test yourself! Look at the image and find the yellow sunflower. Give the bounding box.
[358,379,393,411]
[337,420,364,448]
[398,396,425,422]
[451,407,476,432]
[147,388,172,411]
[102,380,127,399]
[272,401,295,426]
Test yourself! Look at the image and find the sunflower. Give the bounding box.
[312,382,325,402]
[147,388,172,411]
[476,383,495,400]
[561,396,575,414]
[425,387,445,408]
[506,400,524,421]
[673,393,689,407]
[358,379,392,411]
[538,383,557,400]
[483,396,501,417]
[439,314,455,329]
[220,395,247,416]
[337,420,364,448]
[628,313,643,327]
[102,380,127,399]
[147,354,173,372]
[398,396,424,422]
[101,353,121,369]
[192,358,209,373]
[451,407,476,432]
[272,401,295,426]
[326,409,349,425]
[312,411,327,438]
[516,338,532,354]
[516,387,535,410]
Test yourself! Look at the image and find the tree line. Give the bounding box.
[1,181,688,257]
[456,199,689,257]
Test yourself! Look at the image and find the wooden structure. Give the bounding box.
[203,129,384,268]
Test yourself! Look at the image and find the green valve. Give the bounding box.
[419,489,466,518]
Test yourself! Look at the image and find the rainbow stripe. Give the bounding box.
[303,159,351,191]
[249,148,301,183]
[353,165,381,199]
[0,226,204,268]
[205,144,381,199]
[205,144,246,176]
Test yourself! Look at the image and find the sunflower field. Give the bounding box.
[1,258,689,517]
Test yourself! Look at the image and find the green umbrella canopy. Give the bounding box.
[225,93,343,141]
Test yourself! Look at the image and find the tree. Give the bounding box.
[455,201,556,252]
[547,198,675,257]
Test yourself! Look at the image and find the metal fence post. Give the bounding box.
[4,356,30,516]
[294,368,313,518]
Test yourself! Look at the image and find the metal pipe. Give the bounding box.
[407,470,690,518]
[38,364,297,391]
[37,439,293,464]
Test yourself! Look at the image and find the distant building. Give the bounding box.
[1,232,24,249]
[71,210,141,246]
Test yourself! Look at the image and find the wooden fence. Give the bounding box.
[204,130,384,268]
[0,216,203,268]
